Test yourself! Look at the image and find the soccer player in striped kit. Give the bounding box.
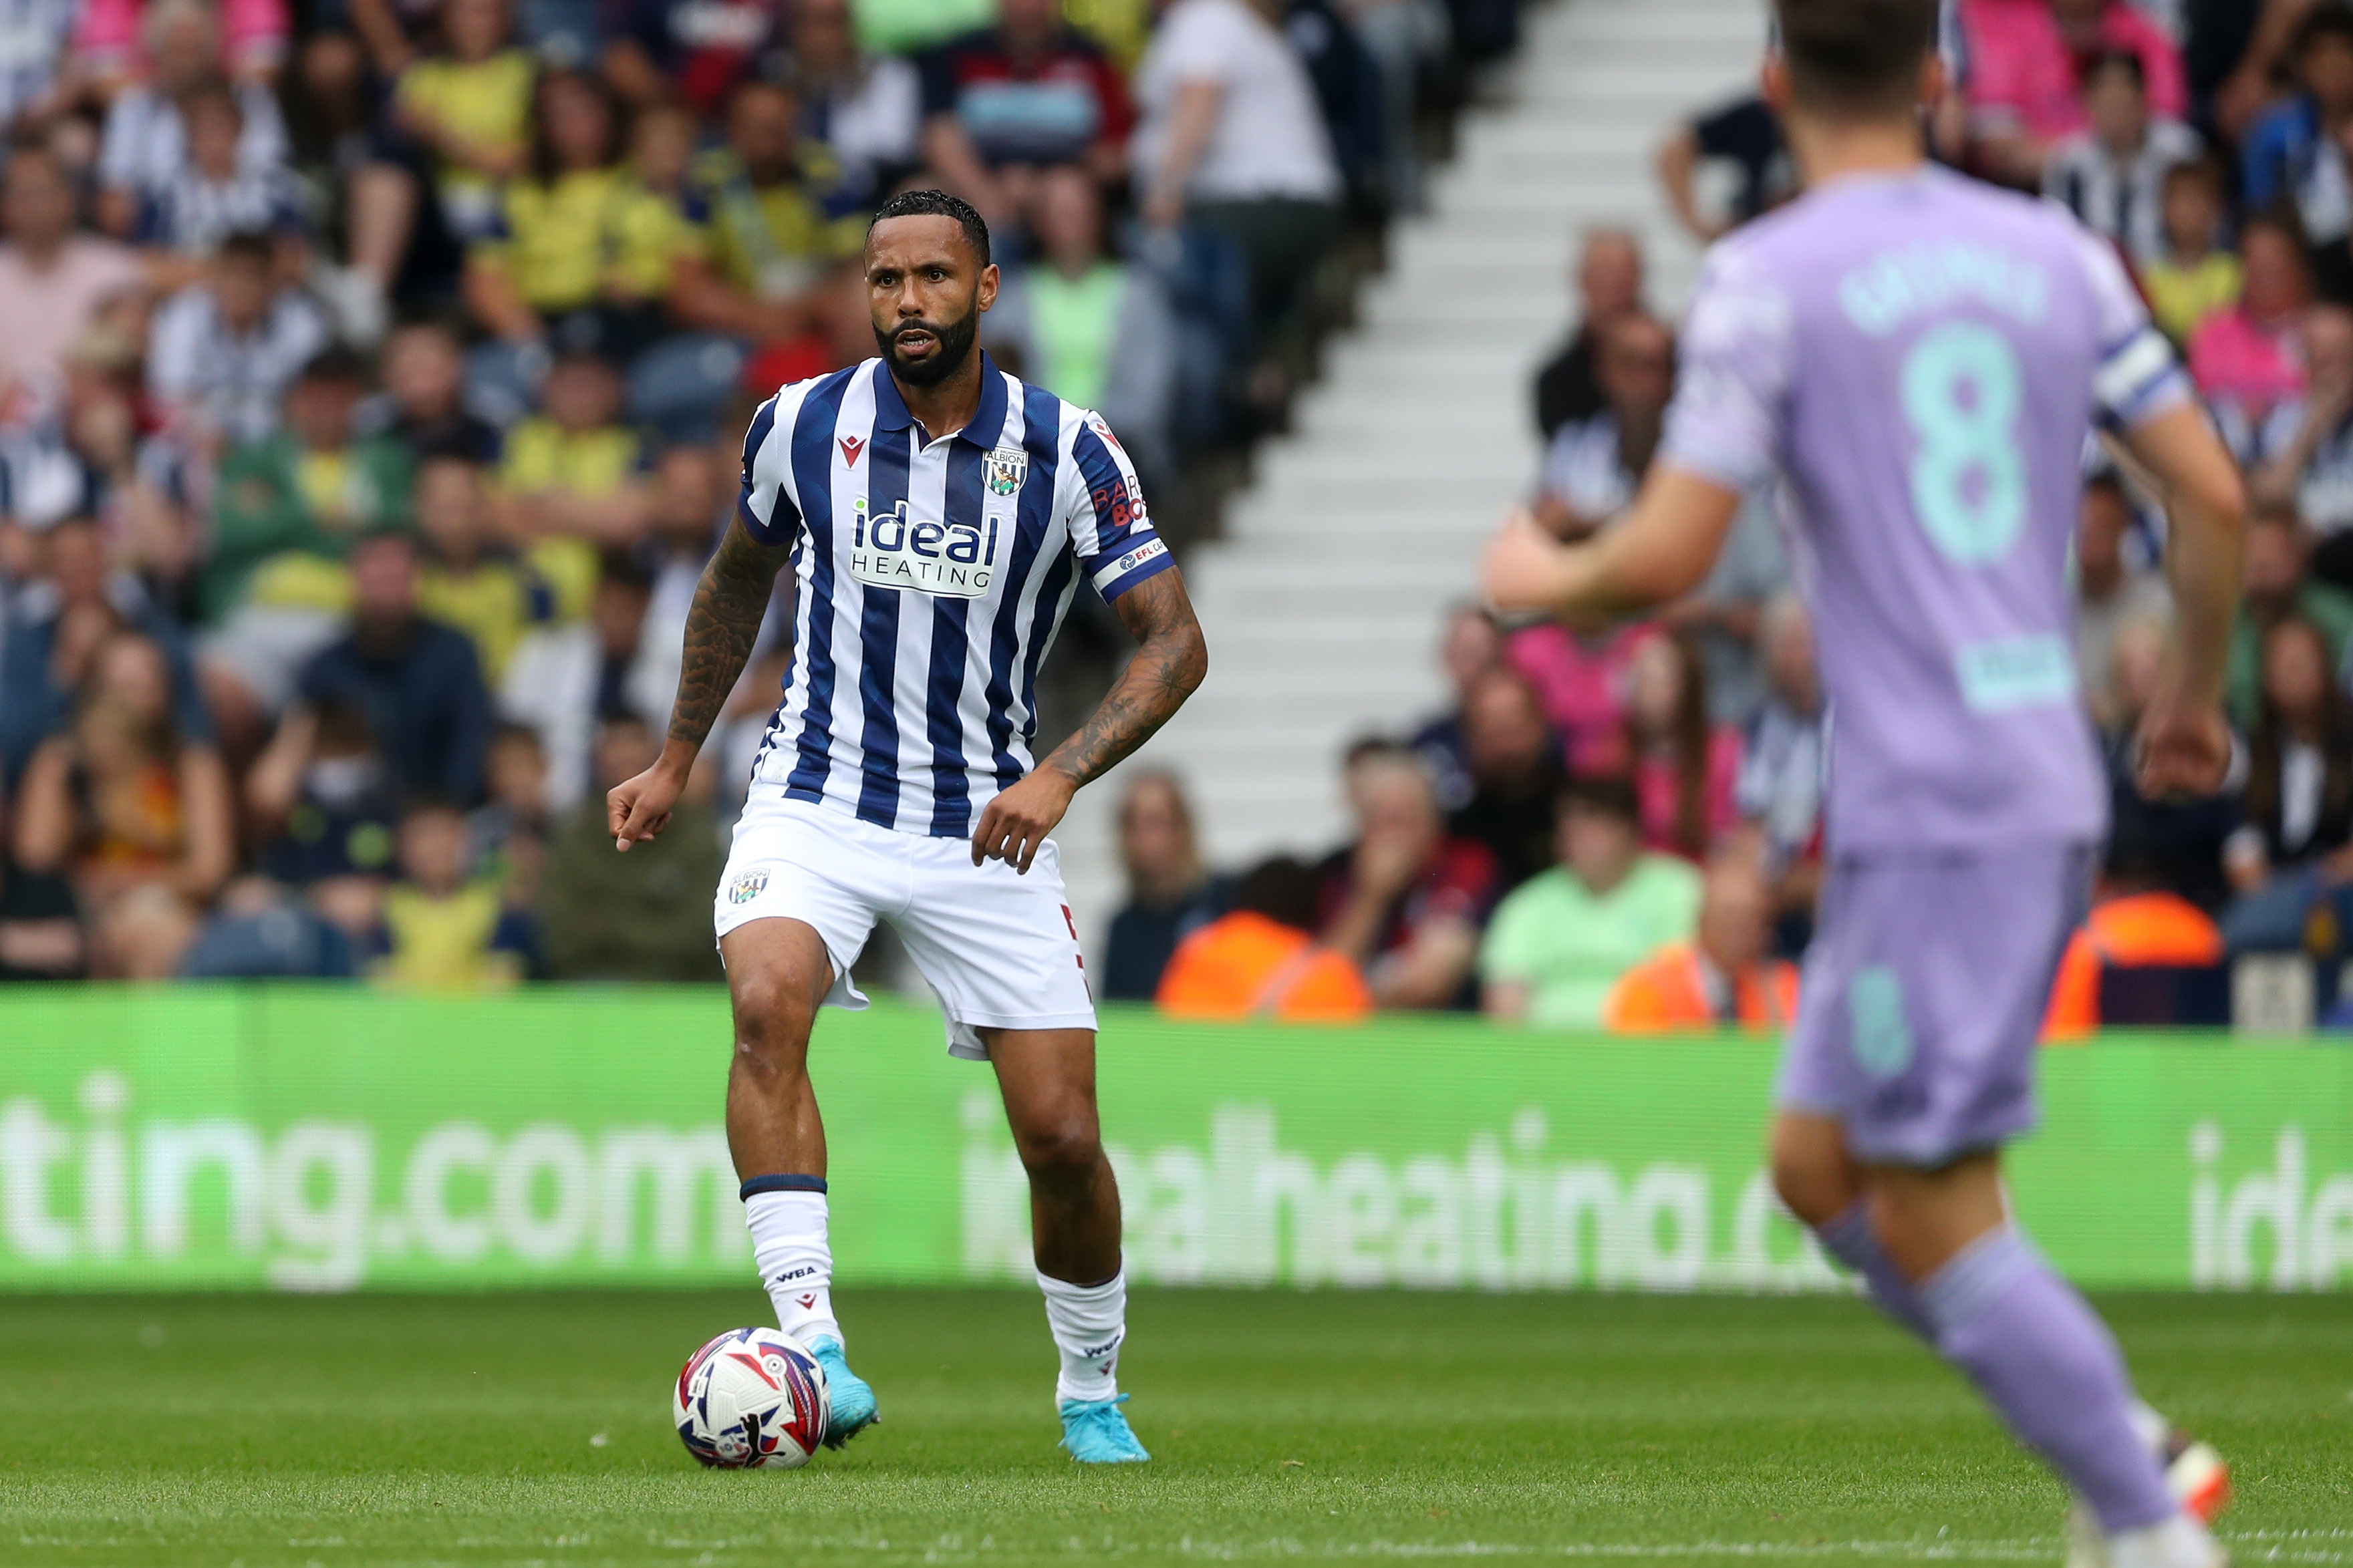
[609,189,1206,1463]
[1484,1,2244,1562]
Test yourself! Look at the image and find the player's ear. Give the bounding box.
[1919,51,1946,111]
[976,261,1000,314]
[1760,51,1790,113]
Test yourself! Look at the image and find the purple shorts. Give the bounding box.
[1777,842,2092,1167]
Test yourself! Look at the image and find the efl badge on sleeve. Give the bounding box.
[984,447,1028,497]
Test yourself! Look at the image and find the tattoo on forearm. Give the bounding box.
[1039,570,1208,789]
[668,520,789,752]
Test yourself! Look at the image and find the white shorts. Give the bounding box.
[714,790,1097,1059]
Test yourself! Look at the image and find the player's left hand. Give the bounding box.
[972,768,1077,874]
[1480,507,1576,615]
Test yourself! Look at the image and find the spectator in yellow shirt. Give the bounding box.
[2142,159,2243,347]
[370,796,536,988]
[462,68,692,418]
[644,77,870,441]
[674,78,868,341]
[391,0,535,244]
[414,448,557,683]
[495,349,651,618]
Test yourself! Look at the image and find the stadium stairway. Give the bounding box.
[1057,0,1770,956]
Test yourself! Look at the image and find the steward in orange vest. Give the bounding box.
[2041,869,2224,1042]
[1157,856,1373,1022]
[1604,940,1799,1031]
[1603,852,1797,1032]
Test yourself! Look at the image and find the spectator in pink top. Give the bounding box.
[2191,210,2315,466]
[1504,620,1656,778]
[76,0,291,88]
[1961,0,2187,187]
[0,146,148,406]
[1621,631,1741,862]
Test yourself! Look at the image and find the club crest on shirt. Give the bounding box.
[984,446,1027,496]
[728,869,769,905]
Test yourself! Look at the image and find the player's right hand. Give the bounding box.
[1479,506,1576,616]
[2134,695,2235,800]
[608,761,686,852]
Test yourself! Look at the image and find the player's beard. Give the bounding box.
[876,303,979,388]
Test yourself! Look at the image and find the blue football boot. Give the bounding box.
[805,1337,878,1448]
[1058,1394,1150,1463]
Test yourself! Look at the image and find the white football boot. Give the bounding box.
[2104,1515,2229,1568]
[2062,1404,2231,1568]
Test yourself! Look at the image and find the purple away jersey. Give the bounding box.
[1661,164,2191,853]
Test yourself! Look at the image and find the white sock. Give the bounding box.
[745,1189,841,1350]
[1037,1266,1125,1404]
[2106,1515,2222,1568]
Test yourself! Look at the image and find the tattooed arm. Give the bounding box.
[972,566,1209,873]
[608,516,793,850]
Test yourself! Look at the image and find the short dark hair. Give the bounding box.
[2162,156,2222,196]
[299,344,372,386]
[550,344,621,373]
[2242,202,2314,257]
[389,310,466,342]
[595,546,654,594]
[2296,0,2353,56]
[4,137,61,180]
[726,75,798,116]
[595,710,656,740]
[352,524,418,555]
[217,229,274,266]
[414,433,486,467]
[2082,48,2145,93]
[1558,773,1641,826]
[1774,0,1939,119]
[1232,856,1323,935]
[869,187,990,268]
[397,791,466,824]
[181,73,243,121]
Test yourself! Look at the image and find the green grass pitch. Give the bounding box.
[0,1289,2346,1567]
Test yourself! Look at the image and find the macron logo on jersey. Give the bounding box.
[839,434,864,466]
[849,500,1000,598]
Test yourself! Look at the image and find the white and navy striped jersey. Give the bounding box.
[737,352,1173,838]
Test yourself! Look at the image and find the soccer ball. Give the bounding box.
[672,1326,831,1468]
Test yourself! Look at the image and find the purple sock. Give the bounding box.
[1814,1203,1935,1343]
[1918,1225,2175,1534]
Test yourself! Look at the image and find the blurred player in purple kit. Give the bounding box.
[1482,1,2245,1564]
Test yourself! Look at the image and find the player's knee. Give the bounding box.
[1769,1118,1853,1228]
[1769,1150,1835,1225]
[729,975,817,1075]
[1011,1112,1101,1182]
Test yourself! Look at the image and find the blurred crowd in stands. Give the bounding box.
[0,0,1527,984]
[1117,0,2353,1034]
[15,0,2352,1033]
